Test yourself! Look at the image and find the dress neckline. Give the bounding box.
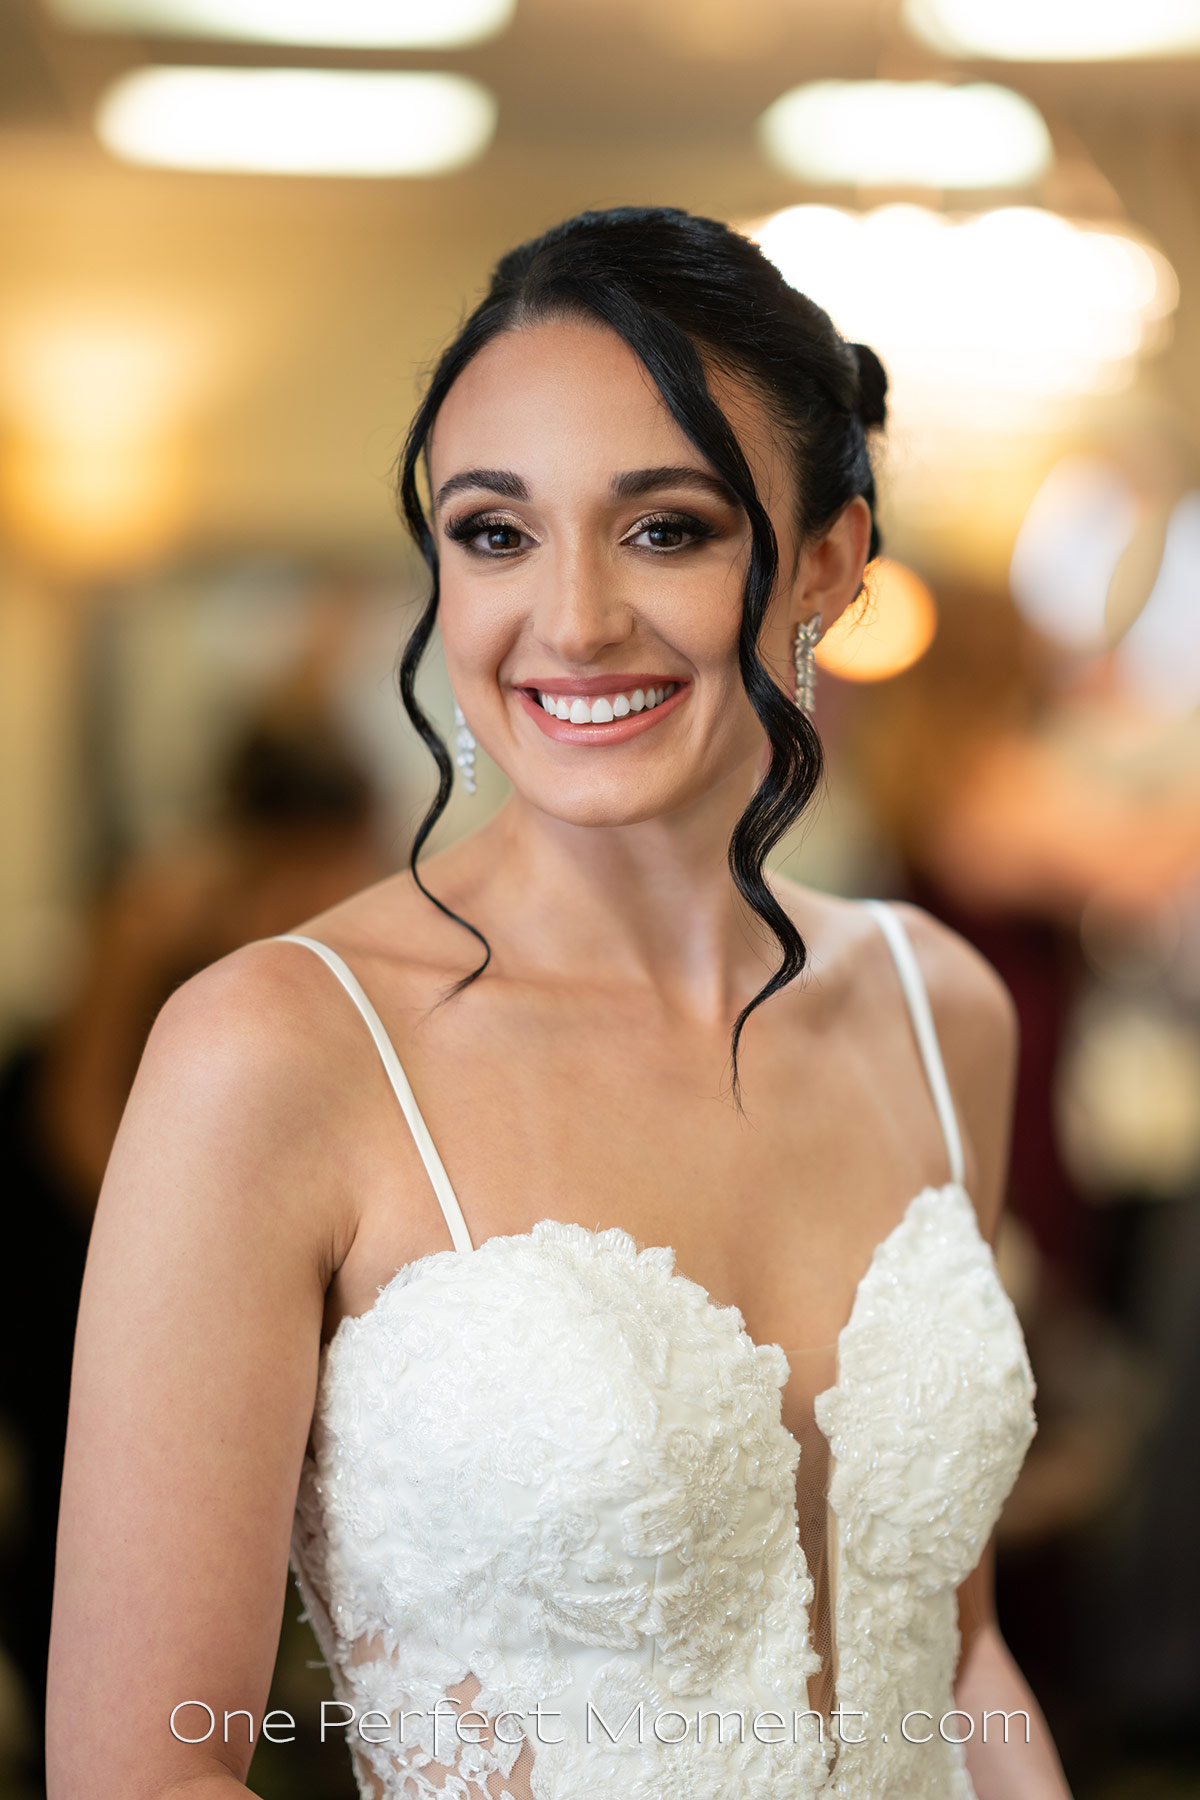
[274,899,973,1388]
[323,1180,975,1447]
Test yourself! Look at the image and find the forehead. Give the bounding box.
[426,314,787,503]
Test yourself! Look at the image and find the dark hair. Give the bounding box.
[395,204,886,1097]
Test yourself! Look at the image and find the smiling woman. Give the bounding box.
[47,207,1068,1800]
[394,208,886,1075]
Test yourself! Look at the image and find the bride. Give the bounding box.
[48,206,1070,1798]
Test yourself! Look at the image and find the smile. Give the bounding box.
[538,683,676,724]
[515,677,689,746]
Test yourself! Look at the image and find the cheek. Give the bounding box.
[438,570,525,676]
[645,556,747,673]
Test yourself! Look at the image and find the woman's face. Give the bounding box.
[427,314,860,830]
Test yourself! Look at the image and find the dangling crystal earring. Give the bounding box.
[452,697,477,795]
[792,613,822,715]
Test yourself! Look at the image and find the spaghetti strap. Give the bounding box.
[861,900,966,1188]
[270,933,475,1255]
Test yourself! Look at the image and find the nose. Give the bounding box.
[529,535,634,666]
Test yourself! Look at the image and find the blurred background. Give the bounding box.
[1,0,1200,1795]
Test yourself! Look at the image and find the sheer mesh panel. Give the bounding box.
[789,1346,840,1732]
[345,1647,538,1800]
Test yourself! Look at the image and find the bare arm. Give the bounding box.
[899,904,1073,1799]
[47,942,358,1800]
[957,1581,1072,1799]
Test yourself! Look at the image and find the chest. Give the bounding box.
[334,978,953,1358]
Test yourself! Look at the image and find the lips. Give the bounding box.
[515,677,689,746]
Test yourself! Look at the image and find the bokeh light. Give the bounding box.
[0,311,209,574]
[1115,490,1200,714]
[815,559,939,683]
[758,80,1052,190]
[96,67,498,177]
[750,205,1178,426]
[49,0,516,47]
[1009,457,1140,651]
[904,0,1200,60]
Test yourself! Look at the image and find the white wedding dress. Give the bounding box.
[277,900,1036,1799]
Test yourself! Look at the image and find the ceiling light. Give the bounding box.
[758,80,1052,190]
[95,68,497,177]
[815,559,938,683]
[903,0,1200,60]
[748,204,1177,426]
[49,0,514,49]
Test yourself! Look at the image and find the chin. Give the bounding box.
[514,774,690,830]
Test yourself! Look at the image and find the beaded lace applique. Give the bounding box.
[291,1194,1035,1799]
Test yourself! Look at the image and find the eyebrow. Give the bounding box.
[432,464,739,513]
[610,466,739,507]
[434,468,529,509]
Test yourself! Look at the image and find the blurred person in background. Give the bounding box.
[0,698,387,1790]
[48,206,1068,1800]
[851,580,1200,1774]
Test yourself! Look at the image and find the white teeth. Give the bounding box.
[535,683,680,724]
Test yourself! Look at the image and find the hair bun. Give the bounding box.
[850,342,888,428]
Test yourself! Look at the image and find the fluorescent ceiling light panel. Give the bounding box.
[904,0,1200,60]
[49,0,515,49]
[95,67,497,176]
[758,80,1052,189]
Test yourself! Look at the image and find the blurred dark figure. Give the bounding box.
[849,579,1200,1792]
[0,703,389,1788]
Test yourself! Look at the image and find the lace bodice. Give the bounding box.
[278,902,1037,1799]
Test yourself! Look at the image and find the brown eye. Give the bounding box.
[444,512,532,555]
[627,512,714,552]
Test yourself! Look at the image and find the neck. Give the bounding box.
[429,758,780,1025]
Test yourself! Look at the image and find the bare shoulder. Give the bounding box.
[886,901,1018,1058]
[774,880,1019,1238]
[140,933,368,1129]
[100,934,378,1286]
[887,901,1019,1239]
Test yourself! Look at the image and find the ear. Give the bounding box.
[788,495,873,637]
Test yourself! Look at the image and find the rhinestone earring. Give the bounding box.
[452,697,477,795]
[792,613,822,715]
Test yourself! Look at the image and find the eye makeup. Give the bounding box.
[443,511,531,555]
[442,506,720,556]
[621,510,718,551]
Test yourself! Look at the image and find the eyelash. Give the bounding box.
[442,509,717,557]
[628,511,717,551]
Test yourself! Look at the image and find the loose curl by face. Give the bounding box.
[395,205,886,1098]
